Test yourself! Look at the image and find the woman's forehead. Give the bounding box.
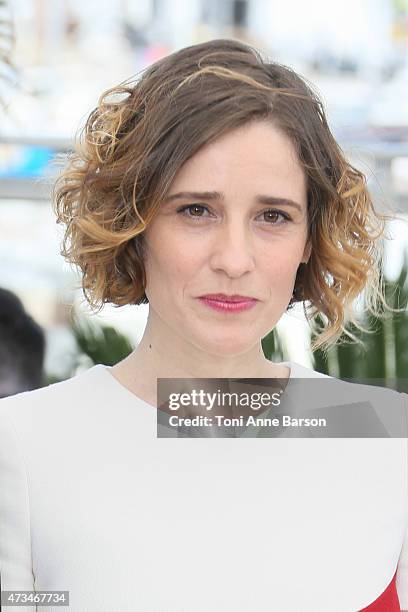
[169,122,307,202]
[180,121,301,167]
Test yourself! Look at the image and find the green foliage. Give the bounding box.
[312,253,408,386]
[393,256,408,379]
[71,315,134,367]
[261,327,284,362]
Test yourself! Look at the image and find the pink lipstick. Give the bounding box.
[198,294,258,313]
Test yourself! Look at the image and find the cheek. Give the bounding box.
[144,234,204,289]
[263,248,302,283]
[260,252,303,307]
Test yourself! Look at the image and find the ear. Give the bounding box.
[301,241,312,264]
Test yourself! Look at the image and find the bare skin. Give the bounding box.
[110,119,310,408]
[110,337,291,409]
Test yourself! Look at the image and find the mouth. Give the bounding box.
[199,294,258,303]
[198,295,258,313]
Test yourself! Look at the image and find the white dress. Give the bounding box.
[0,361,407,611]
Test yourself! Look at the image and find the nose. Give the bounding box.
[209,221,256,278]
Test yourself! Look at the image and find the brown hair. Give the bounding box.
[53,38,398,354]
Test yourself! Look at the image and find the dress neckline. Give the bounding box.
[87,361,310,410]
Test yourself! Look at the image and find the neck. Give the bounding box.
[110,308,290,406]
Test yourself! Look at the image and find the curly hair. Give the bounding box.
[53,38,399,354]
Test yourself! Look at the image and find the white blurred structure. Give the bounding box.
[2,0,408,375]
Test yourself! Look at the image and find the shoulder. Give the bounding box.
[290,359,406,398]
[289,361,408,433]
[289,360,332,379]
[0,364,108,434]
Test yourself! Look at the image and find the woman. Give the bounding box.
[0,38,407,611]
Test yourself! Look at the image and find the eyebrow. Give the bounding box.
[163,191,303,212]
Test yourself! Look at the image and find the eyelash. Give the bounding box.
[176,204,292,225]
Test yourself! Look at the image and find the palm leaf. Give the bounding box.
[261,328,284,362]
[71,315,134,366]
[393,253,408,381]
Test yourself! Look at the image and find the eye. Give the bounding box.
[258,209,291,225]
[176,204,211,220]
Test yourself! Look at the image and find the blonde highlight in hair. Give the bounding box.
[53,38,400,354]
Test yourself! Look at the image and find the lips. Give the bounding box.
[200,294,257,303]
[198,295,258,313]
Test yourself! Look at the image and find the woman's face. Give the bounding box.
[143,119,311,355]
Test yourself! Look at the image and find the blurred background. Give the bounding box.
[1,0,408,393]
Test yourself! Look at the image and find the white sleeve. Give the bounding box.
[0,405,36,610]
[397,392,408,609]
